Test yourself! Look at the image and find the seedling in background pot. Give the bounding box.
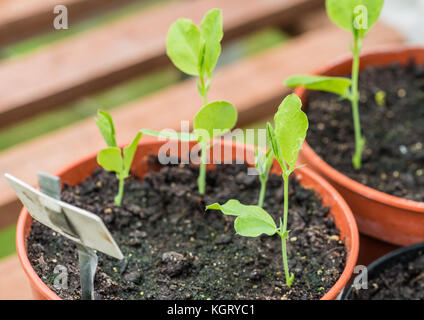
[142,9,238,195]
[254,148,274,208]
[95,110,142,206]
[207,94,308,287]
[285,0,384,170]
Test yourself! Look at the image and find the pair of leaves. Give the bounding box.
[206,200,278,237]
[285,75,352,99]
[267,94,308,175]
[95,110,142,179]
[141,101,238,146]
[166,9,223,77]
[326,0,384,37]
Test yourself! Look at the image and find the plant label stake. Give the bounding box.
[5,173,124,300]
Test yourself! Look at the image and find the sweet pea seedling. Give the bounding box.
[142,100,237,194]
[166,8,223,105]
[207,94,308,287]
[95,110,142,206]
[142,9,237,195]
[285,0,384,170]
[254,148,274,208]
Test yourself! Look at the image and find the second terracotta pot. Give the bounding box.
[296,47,424,246]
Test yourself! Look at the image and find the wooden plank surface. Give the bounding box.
[0,22,403,229]
[0,255,32,300]
[0,0,137,46]
[0,0,324,128]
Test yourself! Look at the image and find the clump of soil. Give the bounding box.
[350,248,424,300]
[27,158,346,300]
[306,61,424,202]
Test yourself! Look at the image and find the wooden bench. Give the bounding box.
[0,0,137,46]
[0,0,324,128]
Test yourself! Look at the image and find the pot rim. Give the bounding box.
[295,46,424,213]
[16,139,359,300]
[343,242,424,299]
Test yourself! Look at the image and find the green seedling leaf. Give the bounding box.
[326,0,384,37]
[140,129,197,142]
[274,94,308,173]
[375,90,386,107]
[123,132,142,176]
[206,200,278,237]
[285,75,352,98]
[193,101,237,144]
[95,110,117,147]
[266,122,284,169]
[97,147,123,174]
[200,8,223,77]
[166,18,202,76]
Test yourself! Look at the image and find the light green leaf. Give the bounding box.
[200,8,223,77]
[97,147,123,174]
[123,132,142,175]
[266,122,284,169]
[140,129,197,142]
[274,94,308,172]
[166,19,202,76]
[206,200,277,237]
[326,0,384,36]
[285,75,352,98]
[193,101,237,144]
[95,110,117,147]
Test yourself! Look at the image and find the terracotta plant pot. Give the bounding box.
[16,139,359,300]
[296,47,424,247]
[343,242,424,300]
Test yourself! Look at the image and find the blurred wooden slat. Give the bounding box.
[0,0,325,128]
[0,0,137,46]
[0,22,403,229]
[0,255,32,300]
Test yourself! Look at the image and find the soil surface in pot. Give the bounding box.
[350,248,424,299]
[27,157,346,300]
[306,62,424,201]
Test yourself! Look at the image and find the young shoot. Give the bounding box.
[284,0,384,170]
[142,101,237,195]
[142,9,237,195]
[207,94,308,287]
[95,110,142,206]
[166,8,223,105]
[254,148,274,208]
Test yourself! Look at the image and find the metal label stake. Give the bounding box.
[5,172,123,300]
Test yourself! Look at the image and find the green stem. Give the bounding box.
[258,178,267,208]
[350,35,365,170]
[199,75,208,106]
[114,176,125,206]
[279,174,293,287]
[197,144,207,195]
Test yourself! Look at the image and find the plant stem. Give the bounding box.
[197,144,207,195]
[258,178,267,208]
[279,173,293,287]
[350,34,365,170]
[114,176,125,206]
[199,75,208,106]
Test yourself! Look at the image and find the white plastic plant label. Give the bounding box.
[5,173,123,260]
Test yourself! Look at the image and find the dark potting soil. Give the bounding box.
[350,248,424,300]
[306,62,424,202]
[27,158,346,300]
